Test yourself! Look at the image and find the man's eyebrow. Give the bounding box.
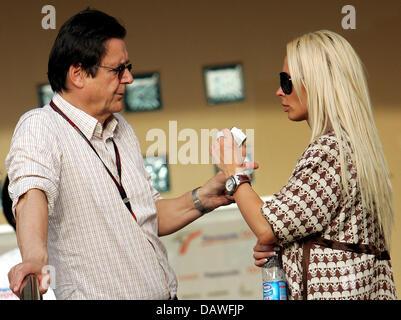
[111,60,130,68]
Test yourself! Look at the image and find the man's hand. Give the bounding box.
[197,171,234,212]
[8,260,49,297]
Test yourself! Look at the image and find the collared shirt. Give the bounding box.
[5,93,178,299]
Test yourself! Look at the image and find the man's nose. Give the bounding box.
[121,68,134,84]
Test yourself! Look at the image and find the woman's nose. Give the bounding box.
[276,86,284,97]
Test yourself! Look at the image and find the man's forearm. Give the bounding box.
[156,192,202,236]
[156,172,234,236]
[15,189,49,264]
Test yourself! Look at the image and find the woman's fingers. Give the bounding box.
[253,242,281,267]
[241,161,259,171]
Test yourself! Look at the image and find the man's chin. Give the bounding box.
[112,100,124,113]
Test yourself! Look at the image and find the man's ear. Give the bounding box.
[67,64,86,89]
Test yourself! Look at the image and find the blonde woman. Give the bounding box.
[212,30,396,300]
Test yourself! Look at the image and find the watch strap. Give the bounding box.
[235,173,251,185]
[226,173,251,195]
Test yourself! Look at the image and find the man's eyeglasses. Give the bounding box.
[96,63,132,78]
[280,72,292,95]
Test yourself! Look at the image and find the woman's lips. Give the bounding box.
[282,104,289,112]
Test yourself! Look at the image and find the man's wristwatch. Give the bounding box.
[225,173,251,196]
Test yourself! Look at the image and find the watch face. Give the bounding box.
[225,178,235,192]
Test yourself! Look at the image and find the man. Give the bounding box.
[5,9,243,299]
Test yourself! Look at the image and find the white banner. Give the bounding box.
[161,196,272,300]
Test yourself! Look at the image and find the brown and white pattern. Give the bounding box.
[262,133,397,300]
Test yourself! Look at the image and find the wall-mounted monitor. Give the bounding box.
[144,155,170,193]
[203,63,245,105]
[125,72,162,112]
[37,83,54,107]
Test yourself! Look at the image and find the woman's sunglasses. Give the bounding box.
[280,72,292,95]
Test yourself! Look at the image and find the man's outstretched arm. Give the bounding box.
[8,189,49,296]
[156,172,233,236]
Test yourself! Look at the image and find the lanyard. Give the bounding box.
[50,100,137,221]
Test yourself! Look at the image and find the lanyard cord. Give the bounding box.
[49,100,137,221]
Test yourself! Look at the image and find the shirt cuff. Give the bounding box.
[261,199,295,245]
[10,176,58,217]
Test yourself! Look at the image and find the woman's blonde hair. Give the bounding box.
[286,30,393,249]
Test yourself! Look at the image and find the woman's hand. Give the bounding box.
[253,241,281,267]
[210,128,248,178]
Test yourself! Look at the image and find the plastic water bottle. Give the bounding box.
[262,254,288,300]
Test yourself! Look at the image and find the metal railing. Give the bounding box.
[20,274,42,300]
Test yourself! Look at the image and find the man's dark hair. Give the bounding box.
[48,9,126,93]
[1,176,15,231]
